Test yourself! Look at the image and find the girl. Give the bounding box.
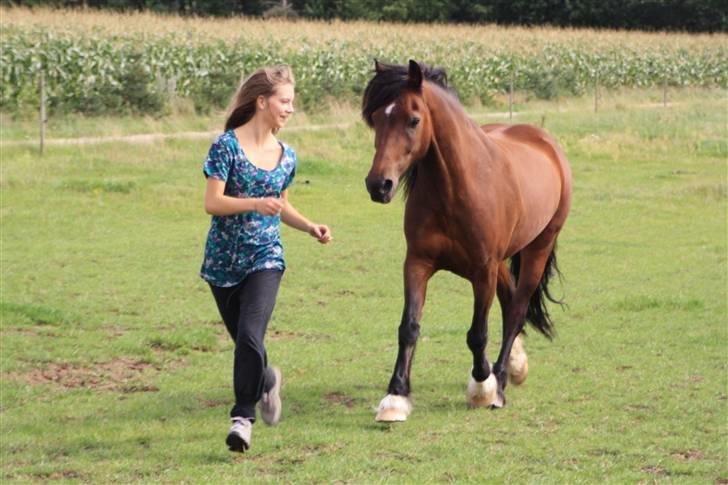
[200,65,331,453]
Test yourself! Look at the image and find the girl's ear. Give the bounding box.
[257,95,267,111]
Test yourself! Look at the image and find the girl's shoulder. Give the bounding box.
[278,140,296,160]
[213,129,237,148]
[207,130,239,160]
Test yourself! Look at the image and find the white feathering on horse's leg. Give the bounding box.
[507,334,529,386]
[375,394,412,422]
[466,373,499,408]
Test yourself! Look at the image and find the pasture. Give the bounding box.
[1,89,726,483]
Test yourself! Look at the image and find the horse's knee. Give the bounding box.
[398,319,420,346]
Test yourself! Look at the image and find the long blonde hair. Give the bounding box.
[224,65,295,132]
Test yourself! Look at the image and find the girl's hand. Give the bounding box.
[308,224,332,244]
[255,197,285,216]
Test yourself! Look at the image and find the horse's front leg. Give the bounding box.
[375,257,433,422]
[465,264,503,408]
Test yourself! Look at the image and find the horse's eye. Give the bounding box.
[407,117,420,129]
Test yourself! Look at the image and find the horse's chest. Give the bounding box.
[406,218,489,277]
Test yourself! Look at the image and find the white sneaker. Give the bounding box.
[226,417,252,452]
[260,367,282,426]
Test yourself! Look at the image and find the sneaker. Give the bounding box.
[226,417,252,452]
[260,367,282,425]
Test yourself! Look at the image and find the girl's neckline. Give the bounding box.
[229,129,284,173]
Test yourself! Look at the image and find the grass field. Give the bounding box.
[1,89,726,483]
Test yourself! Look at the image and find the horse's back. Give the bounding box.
[481,123,571,197]
[481,123,572,252]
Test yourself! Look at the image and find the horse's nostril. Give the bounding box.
[381,179,394,194]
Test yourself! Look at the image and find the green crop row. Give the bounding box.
[2,27,726,116]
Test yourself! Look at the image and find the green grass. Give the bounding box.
[1,89,726,483]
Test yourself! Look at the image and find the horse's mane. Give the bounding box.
[361,61,456,128]
[362,61,458,199]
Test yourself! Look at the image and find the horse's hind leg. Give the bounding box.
[465,263,500,408]
[375,256,433,422]
[496,261,529,387]
[493,237,557,398]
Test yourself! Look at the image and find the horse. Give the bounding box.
[362,60,572,422]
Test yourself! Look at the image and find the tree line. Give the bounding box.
[7,0,727,32]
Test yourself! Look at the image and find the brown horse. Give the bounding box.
[362,60,572,421]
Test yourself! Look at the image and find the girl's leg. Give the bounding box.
[209,283,242,342]
[228,270,283,420]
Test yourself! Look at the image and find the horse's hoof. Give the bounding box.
[507,334,529,386]
[508,360,529,386]
[375,394,412,422]
[490,388,506,409]
[467,373,499,408]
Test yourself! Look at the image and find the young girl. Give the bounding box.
[200,65,331,453]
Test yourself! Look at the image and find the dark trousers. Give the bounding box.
[209,269,283,421]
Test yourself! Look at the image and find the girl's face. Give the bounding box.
[261,83,295,130]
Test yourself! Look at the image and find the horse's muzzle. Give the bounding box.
[365,177,395,203]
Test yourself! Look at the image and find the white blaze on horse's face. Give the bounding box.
[365,94,431,204]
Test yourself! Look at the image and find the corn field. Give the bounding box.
[2,7,726,115]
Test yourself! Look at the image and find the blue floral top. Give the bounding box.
[200,129,296,287]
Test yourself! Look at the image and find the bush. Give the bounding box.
[118,56,167,115]
[187,70,240,114]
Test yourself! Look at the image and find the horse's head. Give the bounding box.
[362,60,437,203]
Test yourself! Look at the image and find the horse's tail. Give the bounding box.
[509,245,564,340]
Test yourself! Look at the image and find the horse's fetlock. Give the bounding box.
[471,367,489,382]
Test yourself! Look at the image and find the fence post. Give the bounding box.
[593,69,599,113]
[39,71,46,155]
[663,69,668,107]
[509,66,514,121]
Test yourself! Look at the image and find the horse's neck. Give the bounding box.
[418,85,485,205]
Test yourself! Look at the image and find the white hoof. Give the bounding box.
[375,394,412,422]
[467,373,499,408]
[507,335,529,386]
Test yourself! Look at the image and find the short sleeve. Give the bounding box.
[203,138,232,181]
[282,148,297,190]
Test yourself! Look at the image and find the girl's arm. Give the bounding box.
[204,177,283,216]
[280,190,332,244]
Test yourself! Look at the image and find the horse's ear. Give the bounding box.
[374,59,384,73]
[408,59,423,90]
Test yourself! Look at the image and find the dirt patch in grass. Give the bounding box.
[671,449,704,461]
[641,465,667,476]
[3,470,90,483]
[268,329,307,341]
[324,391,358,408]
[267,329,332,342]
[101,325,127,337]
[1,327,59,337]
[5,358,171,392]
[199,397,228,408]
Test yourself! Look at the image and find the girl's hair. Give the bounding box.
[224,65,295,132]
